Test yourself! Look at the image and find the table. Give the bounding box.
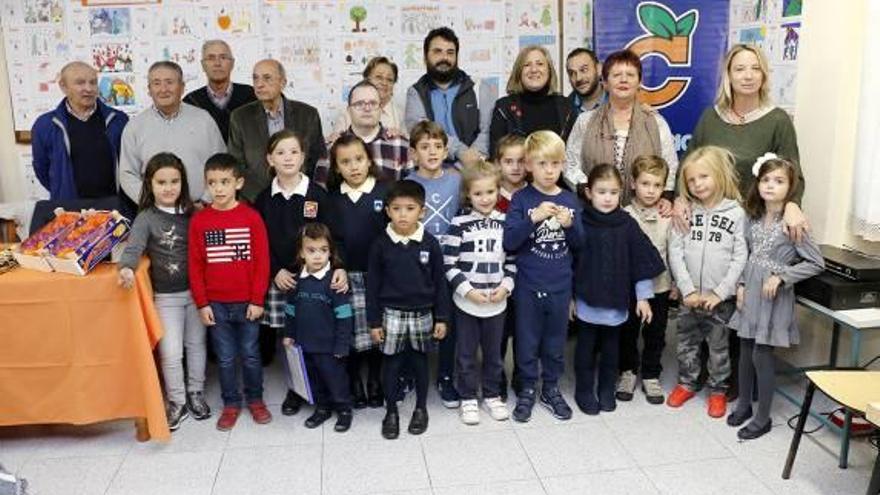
[0,262,170,441]
[776,297,880,468]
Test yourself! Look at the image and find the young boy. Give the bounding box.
[494,134,527,214]
[618,156,674,405]
[189,153,271,431]
[503,130,584,422]
[367,180,450,439]
[405,121,462,408]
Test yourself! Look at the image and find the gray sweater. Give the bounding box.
[668,198,748,301]
[119,207,190,294]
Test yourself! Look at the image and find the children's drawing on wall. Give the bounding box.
[99,74,136,107]
[212,6,256,35]
[770,65,797,108]
[92,43,134,73]
[781,22,800,61]
[263,0,332,33]
[89,8,130,36]
[462,5,501,35]
[26,28,65,58]
[278,36,324,91]
[400,4,443,37]
[156,9,208,38]
[341,37,383,71]
[23,0,63,25]
[401,41,424,71]
[349,5,368,32]
[460,42,501,74]
[782,0,802,17]
[514,2,556,33]
[738,27,766,46]
[157,41,202,83]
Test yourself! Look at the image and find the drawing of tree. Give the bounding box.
[350,6,367,32]
[541,6,552,27]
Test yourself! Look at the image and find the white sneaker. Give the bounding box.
[482,396,509,421]
[460,399,480,425]
[616,370,637,401]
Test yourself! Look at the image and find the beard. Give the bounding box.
[427,61,458,84]
[577,77,600,98]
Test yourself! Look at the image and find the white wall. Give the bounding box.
[0,30,26,203]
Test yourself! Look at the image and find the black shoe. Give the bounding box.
[334,410,353,432]
[351,380,367,410]
[304,408,333,429]
[166,401,189,431]
[540,387,573,420]
[576,394,600,416]
[282,390,302,416]
[598,394,616,413]
[408,407,429,435]
[737,420,771,440]
[382,410,400,439]
[727,407,753,427]
[366,380,384,408]
[186,391,211,420]
[437,376,460,408]
[512,388,536,423]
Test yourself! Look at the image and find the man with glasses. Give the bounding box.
[314,80,411,186]
[184,40,256,143]
[228,58,325,202]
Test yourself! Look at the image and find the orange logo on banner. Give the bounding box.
[626,2,699,109]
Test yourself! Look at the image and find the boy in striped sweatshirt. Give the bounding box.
[443,160,516,425]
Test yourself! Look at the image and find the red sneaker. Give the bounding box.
[248,400,273,424]
[216,406,240,431]
[707,393,727,418]
[666,385,696,408]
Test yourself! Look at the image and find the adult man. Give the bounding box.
[228,59,325,202]
[565,48,605,115]
[119,61,225,204]
[183,40,256,143]
[404,27,490,166]
[31,61,128,204]
[314,80,411,186]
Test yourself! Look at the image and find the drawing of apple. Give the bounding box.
[217,9,231,31]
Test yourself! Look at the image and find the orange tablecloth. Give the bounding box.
[0,262,170,441]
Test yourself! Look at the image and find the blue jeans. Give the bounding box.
[514,287,570,391]
[209,302,263,406]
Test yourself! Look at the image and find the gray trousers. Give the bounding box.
[154,291,207,404]
[676,308,730,391]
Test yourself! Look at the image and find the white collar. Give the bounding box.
[300,262,331,280]
[271,174,309,200]
[340,176,376,198]
[386,223,424,244]
[156,205,181,215]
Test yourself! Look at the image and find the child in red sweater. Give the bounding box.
[189,153,271,432]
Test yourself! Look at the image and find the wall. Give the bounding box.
[0,30,25,203]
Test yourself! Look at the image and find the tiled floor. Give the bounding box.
[1,329,876,495]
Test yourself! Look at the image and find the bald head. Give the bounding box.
[252,59,287,105]
[59,61,98,113]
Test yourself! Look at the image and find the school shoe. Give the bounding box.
[247,400,273,424]
[437,376,461,408]
[459,399,480,425]
[186,391,211,420]
[408,407,429,435]
[351,380,368,409]
[166,401,189,431]
[216,406,240,431]
[737,420,771,440]
[616,371,637,401]
[281,390,302,416]
[381,410,400,440]
[366,380,384,408]
[727,407,753,427]
[539,387,573,420]
[482,397,509,421]
[334,410,353,432]
[707,392,727,418]
[304,408,333,429]
[576,394,600,416]
[512,388,536,423]
[641,378,665,405]
[666,384,696,408]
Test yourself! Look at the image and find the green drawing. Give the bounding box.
[350,5,367,32]
[638,3,696,39]
[541,5,552,27]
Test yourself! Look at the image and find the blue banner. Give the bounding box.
[594,0,729,152]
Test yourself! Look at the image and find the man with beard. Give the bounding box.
[565,48,605,115]
[404,27,490,167]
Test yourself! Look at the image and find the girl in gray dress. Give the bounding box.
[726,155,824,440]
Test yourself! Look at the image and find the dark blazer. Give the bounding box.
[183,83,256,143]
[228,97,326,202]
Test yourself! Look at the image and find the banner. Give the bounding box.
[594,0,729,153]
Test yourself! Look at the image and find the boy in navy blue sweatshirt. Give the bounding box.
[367,180,450,439]
[503,130,584,423]
[283,223,354,432]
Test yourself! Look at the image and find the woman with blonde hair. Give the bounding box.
[488,45,577,158]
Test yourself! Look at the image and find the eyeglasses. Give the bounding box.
[350,99,380,110]
[203,54,233,62]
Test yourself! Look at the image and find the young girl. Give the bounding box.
[667,146,748,418]
[118,152,208,431]
[326,133,390,409]
[283,223,354,432]
[572,164,665,415]
[254,129,346,416]
[494,134,527,214]
[443,160,516,424]
[727,155,824,440]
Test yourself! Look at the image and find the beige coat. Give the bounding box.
[624,204,672,293]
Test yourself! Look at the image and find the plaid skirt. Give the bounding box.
[261,282,287,328]
[349,272,377,352]
[382,308,434,355]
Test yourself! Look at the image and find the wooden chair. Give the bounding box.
[782,370,880,494]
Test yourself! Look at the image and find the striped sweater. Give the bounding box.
[442,209,516,317]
